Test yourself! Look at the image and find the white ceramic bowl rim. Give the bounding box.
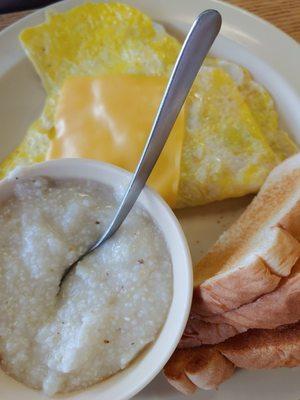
[0,158,193,400]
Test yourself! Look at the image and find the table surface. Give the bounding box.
[0,0,299,42]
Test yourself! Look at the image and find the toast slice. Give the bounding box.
[164,346,235,394]
[204,259,300,329]
[164,322,300,394]
[182,259,300,347]
[193,154,300,315]
[219,322,300,369]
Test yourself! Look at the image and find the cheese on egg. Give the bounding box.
[48,75,185,207]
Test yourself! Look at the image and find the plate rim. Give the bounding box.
[0,1,299,399]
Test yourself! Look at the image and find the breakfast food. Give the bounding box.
[181,259,300,347]
[165,322,300,394]
[193,153,300,316]
[48,75,185,207]
[164,345,235,394]
[0,2,297,208]
[0,176,172,395]
[164,153,300,394]
[204,57,297,160]
[202,261,300,330]
[176,65,278,207]
[180,320,246,348]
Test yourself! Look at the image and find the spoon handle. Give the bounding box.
[91,9,221,249]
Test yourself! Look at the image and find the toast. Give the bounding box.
[164,322,300,394]
[204,259,300,329]
[180,319,245,348]
[193,154,300,316]
[181,254,300,347]
[164,346,235,394]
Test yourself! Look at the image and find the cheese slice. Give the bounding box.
[47,75,185,207]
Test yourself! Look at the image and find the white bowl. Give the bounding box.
[0,158,193,400]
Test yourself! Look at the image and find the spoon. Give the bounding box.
[60,9,222,286]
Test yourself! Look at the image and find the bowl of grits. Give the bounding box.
[0,158,193,400]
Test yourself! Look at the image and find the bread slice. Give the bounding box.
[164,347,235,394]
[204,259,300,329]
[163,348,199,394]
[183,259,300,347]
[164,322,300,394]
[219,322,300,369]
[193,154,300,315]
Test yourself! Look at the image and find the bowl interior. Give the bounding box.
[0,159,193,400]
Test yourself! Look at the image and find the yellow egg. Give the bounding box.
[19,2,180,93]
[0,2,297,208]
[204,57,298,161]
[177,66,278,207]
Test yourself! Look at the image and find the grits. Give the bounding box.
[0,177,172,395]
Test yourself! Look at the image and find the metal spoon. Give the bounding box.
[60,9,222,286]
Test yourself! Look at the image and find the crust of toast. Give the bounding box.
[164,322,300,394]
[193,156,300,315]
[219,322,300,369]
[278,199,300,240]
[163,349,198,394]
[185,347,235,390]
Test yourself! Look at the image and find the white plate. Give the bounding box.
[0,1,299,399]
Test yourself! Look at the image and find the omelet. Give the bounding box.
[1,2,180,178]
[0,2,297,208]
[204,57,298,160]
[177,66,278,207]
[19,2,180,93]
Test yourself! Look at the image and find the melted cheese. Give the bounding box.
[47,75,185,207]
